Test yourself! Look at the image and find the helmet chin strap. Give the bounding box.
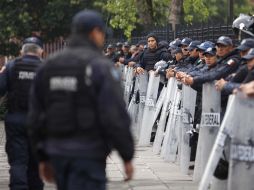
[238,30,242,41]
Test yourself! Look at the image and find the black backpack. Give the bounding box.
[8,58,40,112]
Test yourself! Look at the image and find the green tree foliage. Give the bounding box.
[103,0,138,39]
[100,0,171,39]
[183,0,209,23]
[0,0,93,55]
[152,0,171,26]
[0,0,254,55]
[234,0,254,15]
[183,0,254,24]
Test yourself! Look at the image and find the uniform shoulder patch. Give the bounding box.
[227,59,236,66]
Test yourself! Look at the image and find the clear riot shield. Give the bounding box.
[116,63,125,77]
[160,81,182,162]
[227,95,254,190]
[153,78,174,154]
[138,71,160,146]
[179,85,197,174]
[128,76,139,139]
[198,95,235,190]
[129,75,165,139]
[124,67,134,105]
[121,65,128,87]
[193,82,221,182]
[151,86,166,126]
[135,71,149,139]
[160,79,178,158]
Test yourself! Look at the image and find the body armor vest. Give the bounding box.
[43,60,96,137]
[8,58,40,112]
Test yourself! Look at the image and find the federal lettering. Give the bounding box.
[201,113,220,127]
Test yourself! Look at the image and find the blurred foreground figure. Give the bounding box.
[0,37,44,190]
[28,10,134,190]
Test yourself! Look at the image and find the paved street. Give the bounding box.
[0,122,198,190]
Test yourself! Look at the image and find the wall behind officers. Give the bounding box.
[28,10,134,190]
[0,37,44,190]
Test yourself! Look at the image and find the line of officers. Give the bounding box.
[105,19,254,171]
[106,34,254,102]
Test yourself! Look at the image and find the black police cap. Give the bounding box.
[216,36,233,46]
[159,40,169,48]
[123,42,130,47]
[23,37,43,48]
[187,40,201,51]
[72,9,105,34]
[197,41,215,51]
[170,39,182,47]
[172,47,183,54]
[203,47,216,56]
[116,42,123,47]
[181,37,192,46]
[236,38,254,51]
[242,48,254,60]
[107,44,114,49]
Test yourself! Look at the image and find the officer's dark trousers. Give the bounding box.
[50,155,106,190]
[5,115,43,190]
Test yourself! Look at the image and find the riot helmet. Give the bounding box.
[232,14,254,40]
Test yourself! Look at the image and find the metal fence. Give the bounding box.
[127,23,237,45]
[43,23,237,57]
[43,39,66,58]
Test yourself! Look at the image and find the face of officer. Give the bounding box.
[122,46,130,54]
[199,50,205,61]
[147,37,157,50]
[88,27,105,48]
[205,54,217,67]
[247,58,254,70]
[189,48,199,57]
[216,44,233,57]
[130,46,138,54]
[138,44,145,52]
[181,45,189,56]
[106,48,114,54]
[240,49,250,57]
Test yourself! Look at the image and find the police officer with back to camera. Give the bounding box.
[0,37,44,190]
[27,10,134,190]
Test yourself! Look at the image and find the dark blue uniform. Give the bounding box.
[175,56,199,72]
[222,64,248,95]
[28,39,134,190]
[0,55,43,190]
[192,50,241,86]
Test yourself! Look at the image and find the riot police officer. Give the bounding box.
[136,33,171,74]
[215,38,254,94]
[184,36,241,86]
[28,10,134,190]
[0,37,44,190]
